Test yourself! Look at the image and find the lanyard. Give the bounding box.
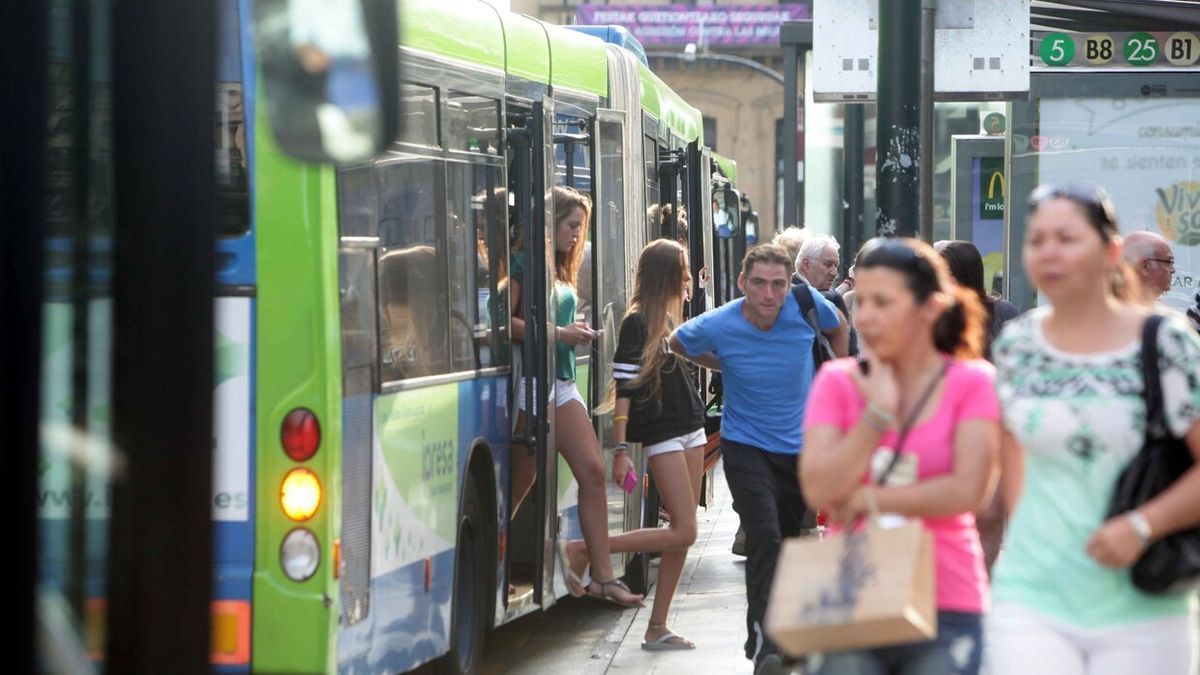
[876,360,948,486]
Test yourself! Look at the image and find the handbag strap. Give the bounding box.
[1140,313,1168,441]
[877,359,949,486]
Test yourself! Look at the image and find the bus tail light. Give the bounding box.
[281,528,321,581]
[281,408,320,461]
[281,468,321,521]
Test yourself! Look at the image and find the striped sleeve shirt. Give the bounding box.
[614,312,705,445]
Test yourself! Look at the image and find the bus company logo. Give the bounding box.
[1155,181,1200,246]
[421,439,456,495]
[1141,84,1168,97]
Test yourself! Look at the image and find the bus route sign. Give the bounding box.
[1036,31,1200,69]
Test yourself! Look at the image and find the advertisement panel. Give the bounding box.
[1036,97,1200,310]
[213,297,252,521]
[972,156,1006,290]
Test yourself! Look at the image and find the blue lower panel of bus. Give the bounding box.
[336,375,509,674]
[336,550,456,674]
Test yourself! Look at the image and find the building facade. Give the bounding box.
[514,0,807,237]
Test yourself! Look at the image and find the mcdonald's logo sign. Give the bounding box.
[980,157,1005,221]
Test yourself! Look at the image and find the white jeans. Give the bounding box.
[986,602,1197,675]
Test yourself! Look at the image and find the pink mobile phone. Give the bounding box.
[622,469,638,494]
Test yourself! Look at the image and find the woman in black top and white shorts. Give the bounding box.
[560,238,706,650]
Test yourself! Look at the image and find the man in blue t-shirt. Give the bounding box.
[670,243,844,673]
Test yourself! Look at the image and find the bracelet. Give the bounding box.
[1127,510,1153,545]
[862,403,894,432]
[613,442,630,455]
[863,411,888,433]
[554,326,562,340]
[614,415,630,422]
[863,486,879,516]
[866,402,895,424]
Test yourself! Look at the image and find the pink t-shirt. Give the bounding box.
[804,357,999,614]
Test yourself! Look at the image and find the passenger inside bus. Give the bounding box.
[508,186,645,607]
[378,245,443,380]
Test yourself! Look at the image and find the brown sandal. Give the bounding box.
[587,578,644,608]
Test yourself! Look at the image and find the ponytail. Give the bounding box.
[933,281,986,360]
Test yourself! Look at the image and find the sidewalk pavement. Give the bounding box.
[608,460,757,673]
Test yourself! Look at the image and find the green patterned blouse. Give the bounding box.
[991,308,1200,627]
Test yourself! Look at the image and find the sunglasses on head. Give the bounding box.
[1027,183,1109,209]
[1027,182,1119,237]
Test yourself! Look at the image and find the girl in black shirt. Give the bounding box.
[561,238,706,650]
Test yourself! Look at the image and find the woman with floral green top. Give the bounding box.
[988,184,1200,675]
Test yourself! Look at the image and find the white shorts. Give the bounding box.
[515,378,585,412]
[643,428,706,458]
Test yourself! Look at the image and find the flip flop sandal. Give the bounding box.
[555,539,586,597]
[587,578,644,608]
[641,631,696,651]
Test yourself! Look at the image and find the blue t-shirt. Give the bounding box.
[676,289,839,454]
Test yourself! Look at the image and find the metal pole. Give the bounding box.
[843,104,865,262]
[780,21,812,233]
[918,0,936,242]
[783,40,798,230]
[875,0,922,237]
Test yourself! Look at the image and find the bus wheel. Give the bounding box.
[437,473,489,675]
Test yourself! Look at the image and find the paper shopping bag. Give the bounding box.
[764,520,936,656]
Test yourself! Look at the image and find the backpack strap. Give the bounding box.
[791,282,817,330]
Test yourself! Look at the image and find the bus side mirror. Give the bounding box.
[253,0,399,163]
[711,185,741,238]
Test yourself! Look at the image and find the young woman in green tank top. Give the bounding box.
[508,186,643,607]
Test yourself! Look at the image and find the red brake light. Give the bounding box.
[281,408,320,461]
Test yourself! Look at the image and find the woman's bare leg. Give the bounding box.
[555,399,642,604]
[644,447,703,644]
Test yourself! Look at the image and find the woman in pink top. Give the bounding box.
[800,238,1001,675]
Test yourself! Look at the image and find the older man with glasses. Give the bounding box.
[1122,230,1174,305]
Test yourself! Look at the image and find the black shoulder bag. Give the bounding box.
[1106,314,1200,594]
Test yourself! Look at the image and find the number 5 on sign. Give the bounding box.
[1124,32,1159,66]
[1040,32,1075,66]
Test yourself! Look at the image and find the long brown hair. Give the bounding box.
[858,238,987,360]
[626,239,690,401]
[596,239,689,414]
[553,185,590,287]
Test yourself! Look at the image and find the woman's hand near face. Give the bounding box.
[850,347,900,416]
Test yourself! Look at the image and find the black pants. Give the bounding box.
[722,439,814,665]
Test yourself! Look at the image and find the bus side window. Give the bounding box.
[447,162,509,372]
[377,160,450,381]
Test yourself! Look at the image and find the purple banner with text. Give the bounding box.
[575,4,810,46]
